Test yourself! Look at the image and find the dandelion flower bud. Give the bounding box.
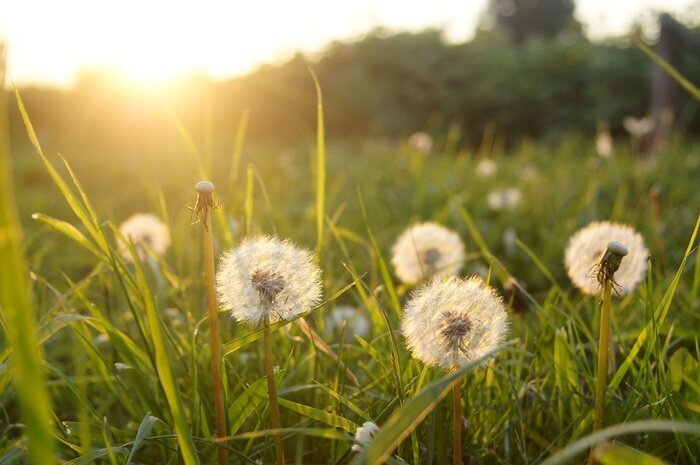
[216,236,322,325]
[401,277,509,370]
[564,221,648,296]
[391,222,465,285]
[117,213,171,262]
[351,421,379,452]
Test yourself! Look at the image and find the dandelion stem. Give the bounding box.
[263,321,285,465]
[593,279,612,434]
[197,181,228,465]
[452,377,462,465]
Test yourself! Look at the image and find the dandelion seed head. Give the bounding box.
[596,126,614,158]
[117,213,171,262]
[475,158,498,178]
[326,305,370,340]
[401,276,509,370]
[487,187,522,211]
[407,131,433,154]
[564,221,648,295]
[351,421,379,452]
[623,116,654,137]
[391,222,465,285]
[216,236,322,325]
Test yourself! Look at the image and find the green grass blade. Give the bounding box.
[0,52,56,465]
[125,414,161,465]
[31,213,102,258]
[309,68,326,255]
[632,35,700,102]
[129,240,200,464]
[277,398,358,433]
[230,109,250,186]
[592,443,668,465]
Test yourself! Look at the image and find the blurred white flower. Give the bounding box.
[564,221,648,295]
[351,421,379,452]
[521,164,539,182]
[595,123,614,158]
[216,236,322,325]
[401,276,509,370]
[117,213,171,261]
[487,187,522,211]
[475,158,498,178]
[407,131,433,154]
[326,305,370,340]
[391,222,465,285]
[623,116,654,138]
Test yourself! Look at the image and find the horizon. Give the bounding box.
[2,0,698,88]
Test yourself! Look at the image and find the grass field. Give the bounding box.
[2,79,700,465]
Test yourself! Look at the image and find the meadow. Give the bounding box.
[2,76,700,465]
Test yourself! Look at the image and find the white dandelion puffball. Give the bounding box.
[391,222,465,285]
[351,421,379,452]
[487,187,522,211]
[623,116,654,137]
[564,221,649,296]
[407,131,433,154]
[326,305,370,340]
[117,213,171,261]
[475,158,498,178]
[216,236,322,325]
[401,276,509,370]
[595,128,613,158]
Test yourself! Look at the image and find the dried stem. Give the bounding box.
[197,182,227,465]
[452,378,463,465]
[263,321,285,465]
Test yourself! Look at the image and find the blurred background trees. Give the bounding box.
[8,13,700,152]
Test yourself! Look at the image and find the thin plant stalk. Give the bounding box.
[195,181,227,465]
[452,378,463,465]
[263,320,286,465]
[593,279,612,433]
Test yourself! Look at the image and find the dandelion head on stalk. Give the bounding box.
[391,222,465,285]
[564,221,648,296]
[216,236,322,325]
[401,276,509,370]
[117,213,171,261]
[351,421,379,453]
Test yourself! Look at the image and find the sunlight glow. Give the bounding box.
[1,0,698,87]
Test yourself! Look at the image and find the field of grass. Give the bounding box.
[2,78,700,465]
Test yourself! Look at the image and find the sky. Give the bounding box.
[1,0,698,86]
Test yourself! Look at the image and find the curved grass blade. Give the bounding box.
[1,58,55,464]
[351,347,504,465]
[540,420,700,465]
